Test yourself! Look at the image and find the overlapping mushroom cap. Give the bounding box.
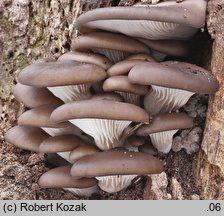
[76,0,206,40]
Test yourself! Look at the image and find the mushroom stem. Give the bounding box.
[70,118,132,150]
[144,85,194,115]
[47,84,92,103]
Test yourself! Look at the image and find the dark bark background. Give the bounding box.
[0,0,223,199]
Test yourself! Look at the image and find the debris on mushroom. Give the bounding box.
[136,113,193,153]
[71,32,150,63]
[38,166,99,197]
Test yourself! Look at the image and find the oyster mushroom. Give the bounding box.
[50,99,150,150]
[103,75,148,105]
[76,0,206,40]
[38,166,99,197]
[70,149,164,193]
[136,113,193,153]
[18,60,107,103]
[71,32,150,63]
[5,125,49,152]
[128,61,219,115]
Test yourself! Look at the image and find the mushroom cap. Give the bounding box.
[69,145,100,163]
[18,60,107,87]
[70,149,164,178]
[50,100,150,123]
[103,75,148,95]
[58,51,113,70]
[91,92,124,102]
[13,83,62,108]
[5,126,49,152]
[76,0,206,38]
[38,166,98,188]
[18,104,71,128]
[39,134,90,153]
[128,61,219,94]
[107,55,155,76]
[71,32,150,55]
[136,113,193,136]
[137,38,188,56]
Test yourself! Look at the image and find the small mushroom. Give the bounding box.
[103,75,148,105]
[76,0,206,40]
[13,83,62,108]
[71,32,150,63]
[38,166,99,197]
[5,126,49,152]
[18,60,107,103]
[136,113,193,153]
[128,61,219,115]
[50,99,150,150]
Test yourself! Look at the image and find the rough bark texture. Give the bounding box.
[196,0,224,199]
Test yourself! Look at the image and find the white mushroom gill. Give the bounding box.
[69,119,132,150]
[64,185,99,197]
[144,85,194,115]
[96,175,137,193]
[47,84,92,103]
[92,48,130,63]
[117,92,141,106]
[149,129,178,153]
[87,19,197,40]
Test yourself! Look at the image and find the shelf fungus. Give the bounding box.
[136,113,194,153]
[70,149,164,193]
[128,61,219,115]
[18,59,107,103]
[76,0,206,40]
[50,100,150,150]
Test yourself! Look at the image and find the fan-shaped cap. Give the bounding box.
[58,51,112,70]
[128,61,219,94]
[50,100,150,123]
[136,113,193,136]
[71,32,150,55]
[13,83,62,108]
[5,126,49,152]
[38,166,98,188]
[71,149,164,178]
[39,134,90,153]
[18,60,107,87]
[103,76,148,95]
[18,104,71,128]
[76,0,206,39]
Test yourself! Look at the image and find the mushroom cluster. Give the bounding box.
[5,0,219,197]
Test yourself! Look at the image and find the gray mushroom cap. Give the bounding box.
[70,149,164,178]
[5,126,49,152]
[13,83,62,108]
[38,166,98,189]
[76,0,206,39]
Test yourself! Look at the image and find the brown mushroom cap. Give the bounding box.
[58,51,113,70]
[136,113,193,136]
[137,38,188,56]
[39,134,90,153]
[13,83,62,108]
[107,54,155,76]
[5,126,49,152]
[128,61,219,94]
[71,32,150,55]
[76,0,206,35]
[50,100,150,123]
[70,149,164,178]
[38,166,98,188]
[18,60,107,87]
[18,104,70,128]
[103,76,148,95]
